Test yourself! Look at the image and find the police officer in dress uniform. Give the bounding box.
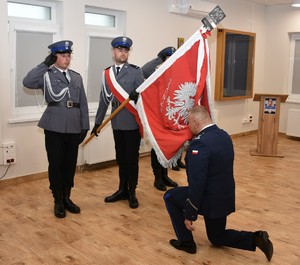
[163,105,273,261]
[23,40,89,218]
[91,36,144,209]
[141,46,178,191]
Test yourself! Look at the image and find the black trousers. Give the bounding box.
[113,129,141,191]
[164,187,256,252]
[151,148,167,177]
[44,130,80,191]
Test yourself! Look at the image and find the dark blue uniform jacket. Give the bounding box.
[184,124,236,221]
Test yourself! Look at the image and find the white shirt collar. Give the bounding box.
[201,123,214,131]
[115,64,124,70]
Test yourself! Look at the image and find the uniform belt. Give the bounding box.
[112,101,121,108]
[48,101,80,108]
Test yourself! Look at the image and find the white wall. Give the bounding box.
[0,0,299,180]
[264,5,300,132]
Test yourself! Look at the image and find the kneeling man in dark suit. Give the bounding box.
[164,105,273,261]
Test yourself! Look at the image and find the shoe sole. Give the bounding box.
[104,196,128,203]
[154,185,167,191]
[169,239,196,254]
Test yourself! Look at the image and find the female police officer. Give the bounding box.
[23,40,89,218]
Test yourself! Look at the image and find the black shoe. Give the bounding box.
[177,160,186,168]
[154,178,167,191]
[172,165,180,171]
[104,190,128,203]
[169,239,196,254]
[255,231,273,261]
[162,175,178,187]
[54,202,66,218]
[128,192,139,209]
[64,198,80,214]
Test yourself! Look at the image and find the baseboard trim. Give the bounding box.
[0,171,48,188]
[230,130,257,138]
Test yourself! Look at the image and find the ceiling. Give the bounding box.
[250,0,293,5]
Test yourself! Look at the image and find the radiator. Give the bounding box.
[83,124,115,165]
[83,124,151,165]
[286,109,300,137]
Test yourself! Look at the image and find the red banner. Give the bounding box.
[136,29,213,167]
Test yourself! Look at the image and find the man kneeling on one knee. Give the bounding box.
[164,105,273,262]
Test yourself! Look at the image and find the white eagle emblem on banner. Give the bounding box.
[163,81,197,130]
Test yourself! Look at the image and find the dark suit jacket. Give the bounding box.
[184,124,235,220]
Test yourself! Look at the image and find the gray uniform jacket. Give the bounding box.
[141,57,163,79]
[23,63,89,133]
[95,62,144,130]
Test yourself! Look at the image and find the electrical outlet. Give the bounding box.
[248,115,253,122]
[2,142,16,165]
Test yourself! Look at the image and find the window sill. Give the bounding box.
[286,96,300,104]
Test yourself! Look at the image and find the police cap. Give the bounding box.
[48,40,73,54]
[158,46,176,58]
[111,36,133,50]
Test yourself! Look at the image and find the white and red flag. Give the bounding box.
[136,29,214,167]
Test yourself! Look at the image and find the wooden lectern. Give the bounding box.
[250,93,288,157]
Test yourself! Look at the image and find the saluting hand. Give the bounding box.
[43,53,57,67]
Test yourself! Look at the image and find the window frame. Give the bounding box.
[8,0,58,123]
[8,0,56,22]
[214,28,256,101]
[84,6,126,115]
[287,32,300,104]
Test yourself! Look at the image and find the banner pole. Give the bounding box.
[82,98,131,147]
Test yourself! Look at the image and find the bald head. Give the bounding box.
[188,105,212,135]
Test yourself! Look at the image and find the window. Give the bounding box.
[8,0,58,123]
[16,31,53,108]
[215,28,256,101]
[85,13,115,27]
[87,37,113,103]
[8,2,51,20]
[85,6,126,113]
[288,33,300,103]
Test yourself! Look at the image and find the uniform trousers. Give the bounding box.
[151,148,167,176]
[113,129,141,191]
[164,187,256,252]
[44,130,80,191]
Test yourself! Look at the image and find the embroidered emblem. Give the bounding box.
[164,81,198,130]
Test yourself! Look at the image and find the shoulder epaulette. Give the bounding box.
[195,132,205,140]
[69,69,80,75]
[129,64,140,69]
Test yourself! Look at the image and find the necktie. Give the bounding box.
[116,66,120,75]
[63,71,69,83]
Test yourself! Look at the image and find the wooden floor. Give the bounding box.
[0,133,300,265]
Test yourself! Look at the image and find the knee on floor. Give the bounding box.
[207,234,223,247]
